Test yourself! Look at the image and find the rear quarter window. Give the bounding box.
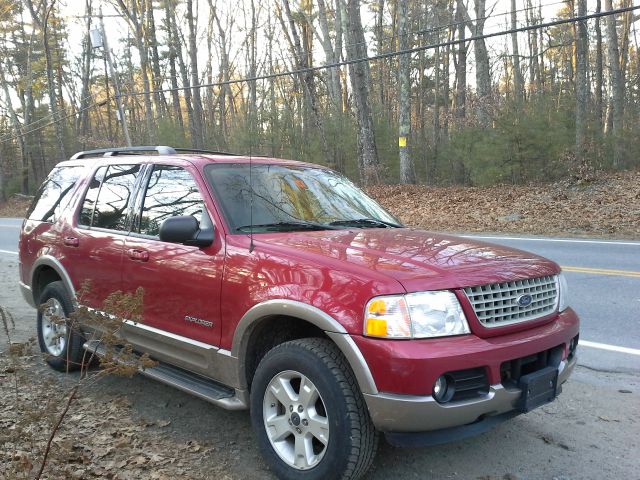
[26,166,82,222]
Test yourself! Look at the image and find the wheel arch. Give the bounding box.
[232,300,378,395]
[31,256,76,305]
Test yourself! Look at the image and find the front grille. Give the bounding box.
[463,275,558,328]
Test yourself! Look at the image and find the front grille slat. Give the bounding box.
[463,275,558,328]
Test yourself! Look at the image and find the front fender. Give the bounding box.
[232,299,378,395]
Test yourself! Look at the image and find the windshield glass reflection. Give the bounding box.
[205,163,400,233]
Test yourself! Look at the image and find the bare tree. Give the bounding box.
[574,0,588,164]
[186,0,204,148]
[343,0,380,184]
[398,0,415,183]
[605,0,624,166]
[510,0,524,102]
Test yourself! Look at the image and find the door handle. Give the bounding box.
[64,236,79,247]
[127,249,149,262]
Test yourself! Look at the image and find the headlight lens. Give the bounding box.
[557,272,569,311]
[364,291,470,339]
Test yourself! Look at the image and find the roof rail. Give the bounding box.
[173,148,240,156]
[70,146,176,159]
[70,146,242,160]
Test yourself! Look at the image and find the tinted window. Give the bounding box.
[26,166,82,222]
[138,166,204,237]
[205,164,398,232]
[79,166,107,226]
[92,164,140,231]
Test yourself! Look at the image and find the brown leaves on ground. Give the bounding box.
[368,170,640,238]
[0,352,232,480]
[0,195,30,217]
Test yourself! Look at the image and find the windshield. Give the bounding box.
[205,163,401,233]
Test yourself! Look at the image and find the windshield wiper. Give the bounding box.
[329,218,403,228]
[236,220,341,232]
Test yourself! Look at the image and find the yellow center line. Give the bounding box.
[561,266,640,278]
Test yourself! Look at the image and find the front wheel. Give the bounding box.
[250,338,378,480]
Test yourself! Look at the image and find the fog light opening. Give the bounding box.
[433,375,455,403]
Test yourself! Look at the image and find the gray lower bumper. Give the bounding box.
[19,281,36,308]
[364,356,576,433]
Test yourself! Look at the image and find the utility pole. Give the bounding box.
[92,7,132,146]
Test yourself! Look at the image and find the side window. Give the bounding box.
[79,164,140,231]
[26,166,82,223]
[79,166,107,226]
[138,165,204,237]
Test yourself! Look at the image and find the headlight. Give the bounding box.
[557,272,569,311]
[364,291,470,339]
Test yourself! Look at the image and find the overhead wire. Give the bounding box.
[118,5,640,99]
[0,4,637,145]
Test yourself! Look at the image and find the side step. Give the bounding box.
[84,340,246,410]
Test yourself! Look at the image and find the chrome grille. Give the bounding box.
[463,275,558,328]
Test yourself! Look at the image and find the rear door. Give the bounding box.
[121,163,224,346]
[61,163,142,308]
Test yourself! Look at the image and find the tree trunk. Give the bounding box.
[594,0,604,132]
[605,0,624,167]
[344,0,380,184]
[397,0,415,183]
[146,0,165,118]
[186,0,204,148]
[454,0,467,119]
[574,0,588,165]
[79,0,93,139]
[510,0,524,102]
[165,0,184,133]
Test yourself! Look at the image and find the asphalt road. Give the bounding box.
[1,218,639,479]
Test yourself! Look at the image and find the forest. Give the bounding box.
[0,0,638,196]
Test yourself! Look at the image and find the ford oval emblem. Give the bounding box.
[516,294,533,307]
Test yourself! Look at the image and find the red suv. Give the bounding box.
[19,146,579,480]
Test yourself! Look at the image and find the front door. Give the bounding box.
[121,163,224,347]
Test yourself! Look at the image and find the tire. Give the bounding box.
[250,338,378,480]
[36,281,86,372]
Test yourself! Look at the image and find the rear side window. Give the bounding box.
[138,165,204,237]
[79,164,140,231]
[26,166,82,222]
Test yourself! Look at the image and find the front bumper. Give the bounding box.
[358,308,579,434]
[364,354,575,434]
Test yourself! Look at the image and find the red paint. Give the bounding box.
[20,153,580,398]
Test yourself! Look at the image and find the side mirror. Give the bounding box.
[159,215,213,247]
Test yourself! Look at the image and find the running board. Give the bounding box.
[84,340,247,410]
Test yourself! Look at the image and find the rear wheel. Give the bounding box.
[36,281,86,371]
[250,338,378,480]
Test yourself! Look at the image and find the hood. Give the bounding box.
[254,228,559,292]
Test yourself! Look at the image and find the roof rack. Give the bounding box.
[70,146,240,160]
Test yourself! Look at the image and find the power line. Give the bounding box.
[118,4,639,99]
[1,4,637,146]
